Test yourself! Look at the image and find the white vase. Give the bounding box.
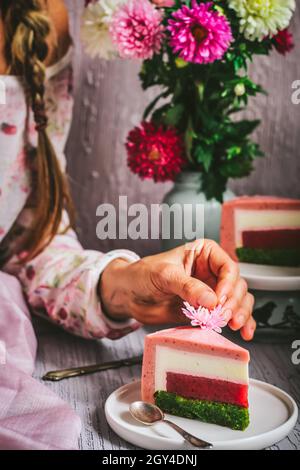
[161,171,235,251]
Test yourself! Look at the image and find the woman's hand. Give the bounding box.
[99,239,256,341]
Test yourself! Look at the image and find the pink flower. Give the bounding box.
[273,29,294,55]
[110,0,164,59]
[182,301,228,334]
[167,1,232,64]
[151,0,175,7]
[126,121,186,182]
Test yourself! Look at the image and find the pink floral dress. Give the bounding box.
[0,48,140,340]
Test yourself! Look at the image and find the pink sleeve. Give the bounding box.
[17,229,141,340]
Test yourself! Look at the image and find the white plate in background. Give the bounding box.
[105,379,298,451]
[239,263,300,291]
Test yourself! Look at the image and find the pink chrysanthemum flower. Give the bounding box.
[110,0,164,60]
[182,301,228,334]
[126,121,186,182]
[167,1,233,64]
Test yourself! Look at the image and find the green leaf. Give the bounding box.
[222,119,261,140]
[201,172,227,203]
[196,81,205,101]
[143,90,171,120]
[184,118,195,162]
[151,104,171,125]
[226,145,242,160]
[194,144,213,172]
[164,103,185,127]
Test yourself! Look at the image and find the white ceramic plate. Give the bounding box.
[105,379,298,450]
[239,263,300,291]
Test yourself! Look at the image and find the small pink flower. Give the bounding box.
[1,123,17,135]
[167,1,232,64]
[182,301,228,334]
[110,0,164,60]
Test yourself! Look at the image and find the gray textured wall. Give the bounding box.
[65,0,300,257]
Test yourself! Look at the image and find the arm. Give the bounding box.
[17,230,255,341]
[100,239,256,341]
[18,227,141,340]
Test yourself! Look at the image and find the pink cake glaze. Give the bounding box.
[220,196,300,261]
[141,327,249,404]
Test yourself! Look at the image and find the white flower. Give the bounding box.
[81,0,125,60]
[228,0,296,41]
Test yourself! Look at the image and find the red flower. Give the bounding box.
[126,121,186,183]
[1,123,17,135]
[273,29,294,55]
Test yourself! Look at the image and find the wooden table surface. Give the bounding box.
[33,319,300,450]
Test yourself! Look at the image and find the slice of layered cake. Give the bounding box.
[141,327,250,431]
[221,196,300,266]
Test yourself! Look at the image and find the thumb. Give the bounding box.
[167,269,218,309]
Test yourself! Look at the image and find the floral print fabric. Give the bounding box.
[18,230,141,340]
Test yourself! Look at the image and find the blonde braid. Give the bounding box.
[2,0,75,261]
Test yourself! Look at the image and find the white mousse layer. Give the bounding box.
[154,345,249,392]
[234,209,300,247]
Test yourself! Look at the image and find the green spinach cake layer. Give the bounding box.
[236,247,300,267]
[154,391,249,431]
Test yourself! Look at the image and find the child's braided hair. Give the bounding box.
[1,0,74,261]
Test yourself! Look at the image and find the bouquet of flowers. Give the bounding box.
[82,0,295,201]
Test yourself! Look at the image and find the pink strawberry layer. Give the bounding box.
[141,327,250,404]
[167,372,249,408]
[220,196,300,261]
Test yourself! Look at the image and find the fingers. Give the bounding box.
[179,274,218,308]
[194,240,257,340]
[222,278,249,320]
[228,292,255,331]
[240,316,257,341]
[195,240,240,302]
[154,263,218,309]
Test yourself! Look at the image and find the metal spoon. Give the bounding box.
[129,401,213,449]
